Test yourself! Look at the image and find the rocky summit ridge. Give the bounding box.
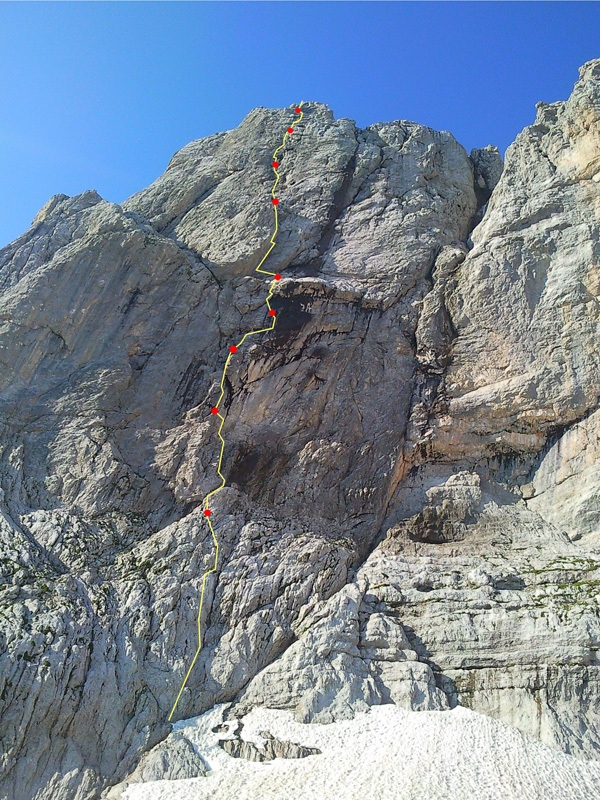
[1,59,600,800]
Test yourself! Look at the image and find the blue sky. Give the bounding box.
[0,1,598,248]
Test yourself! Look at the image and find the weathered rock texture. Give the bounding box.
[1,59,600,800]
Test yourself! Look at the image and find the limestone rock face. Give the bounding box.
[428,59,600,461]
[233,582,448,724]
[470,145,503,199]
[129,734,207,782]
[1,60,600,800]
[527,408,600,546]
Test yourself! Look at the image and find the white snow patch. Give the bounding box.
[123,703,600,800]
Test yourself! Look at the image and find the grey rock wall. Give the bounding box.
[1,59,599,800]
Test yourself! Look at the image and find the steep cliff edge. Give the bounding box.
[0,60,599,800]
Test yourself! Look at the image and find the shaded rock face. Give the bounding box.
[0,60,599,799]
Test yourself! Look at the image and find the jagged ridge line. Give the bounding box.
[167,103,304,722]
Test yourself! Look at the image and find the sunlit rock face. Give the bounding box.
[1,60,600,800]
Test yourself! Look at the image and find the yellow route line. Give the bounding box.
[168,103,304,722]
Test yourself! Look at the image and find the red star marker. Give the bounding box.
[229,345,237,353]
[211,407,219,415]
[204,509,211,517]
[272,161,279,168]
[272,198,279,205]
[269,309,276,317]
[295,107,301,113]
[287,127,294,133]
[274,274,281,280]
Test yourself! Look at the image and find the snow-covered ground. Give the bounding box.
[123,703,600,800]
